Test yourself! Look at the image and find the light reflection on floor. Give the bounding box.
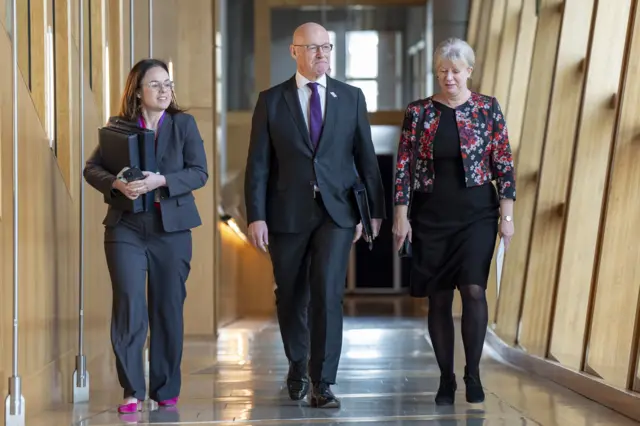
[28,296,638,425]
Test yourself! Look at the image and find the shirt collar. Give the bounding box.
[296,71,327,90]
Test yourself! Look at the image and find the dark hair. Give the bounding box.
[118,58,185,121]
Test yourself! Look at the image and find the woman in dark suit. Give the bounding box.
[392,38,515,406]
[84,58,208,414]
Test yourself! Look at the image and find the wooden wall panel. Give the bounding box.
[55,0,74,191]
[90,0,106,121]
[613,4,640,392]
[504,0,537,153]
[492,0,522,109]
[0,15,112,423]
[548,0,632,371]
[108,0,125,115]
[520,0,628,358]
[30,0,46,126]
[16,0,29,88]
[479,0,505,95]
[470,0,493,91]
[254,0,271,94]
[578,2,637,388]
[0,0,228,422]
[150,0,218,336]
[493,0,563,344]
[488,0,640,415]
[133,0,150,63]
[466,0,482,47]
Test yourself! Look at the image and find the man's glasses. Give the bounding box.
[293,43,333,53]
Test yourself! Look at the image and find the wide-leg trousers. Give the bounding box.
[104,209,192,401]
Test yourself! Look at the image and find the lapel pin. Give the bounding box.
[330,92,337,98]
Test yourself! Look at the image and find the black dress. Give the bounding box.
[409,101,500,298]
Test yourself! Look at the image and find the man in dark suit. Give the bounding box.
[244,22,386,408]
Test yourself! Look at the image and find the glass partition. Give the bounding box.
[268,5,426,111]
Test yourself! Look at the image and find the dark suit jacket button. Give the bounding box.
[313,159,318,163]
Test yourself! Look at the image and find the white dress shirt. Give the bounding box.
[295,71,327,129]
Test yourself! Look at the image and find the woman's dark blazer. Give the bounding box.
[83,112,208,233]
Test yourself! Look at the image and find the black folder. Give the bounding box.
[107,117,157,173]
[97,119,157,213]
[352,182,374,250]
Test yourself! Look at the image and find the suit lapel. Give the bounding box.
[283,77,313,151]
[316,76,337,154]
[155,112,172,165]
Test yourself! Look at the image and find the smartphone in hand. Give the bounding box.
[123,167,145,183]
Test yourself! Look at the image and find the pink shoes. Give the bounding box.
[118,399,142,414]
[157,396,179,407]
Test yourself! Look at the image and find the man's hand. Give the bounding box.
[248,220,269,252]
[353,222,363,243]
[371,218,382,239]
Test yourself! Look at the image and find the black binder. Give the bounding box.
[97,119,157,213]
[107,117,157,173]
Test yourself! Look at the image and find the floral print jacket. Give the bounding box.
[393,92,516,205]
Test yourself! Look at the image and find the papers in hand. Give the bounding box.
[496,237,505,298]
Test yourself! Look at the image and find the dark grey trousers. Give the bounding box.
[268,195,354,385]
[104,209,192,401]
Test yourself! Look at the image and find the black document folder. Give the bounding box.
[97,119,157,213]
[107,117,157,173]
[352,182,374,251]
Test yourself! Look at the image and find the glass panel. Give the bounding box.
[328,30,336,78]
[268,5,426,110]
[346,31,378,79]
[226,0,254,110]
[346,79,378,112]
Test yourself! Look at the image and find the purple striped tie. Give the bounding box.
[307,82,322,149]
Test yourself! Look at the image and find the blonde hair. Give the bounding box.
[434,37,475,69]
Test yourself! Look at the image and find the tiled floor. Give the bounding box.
[29,297,638,425]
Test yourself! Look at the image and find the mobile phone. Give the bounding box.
[123,167,145,182]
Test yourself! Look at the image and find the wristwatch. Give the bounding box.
[502,215,513,222]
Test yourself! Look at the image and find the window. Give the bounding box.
[328,31,336,78]
[345,31,379,111]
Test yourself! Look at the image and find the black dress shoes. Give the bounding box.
[309,382,340,408]
[286,363,310,401]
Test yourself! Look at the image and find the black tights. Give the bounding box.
[427,285,488,378]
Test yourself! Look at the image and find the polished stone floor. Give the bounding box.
[30,297,638,425]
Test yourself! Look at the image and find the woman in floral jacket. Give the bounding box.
[392,37,516,406]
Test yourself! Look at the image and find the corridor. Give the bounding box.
[30,298,636,426]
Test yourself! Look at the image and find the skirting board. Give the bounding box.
[486,328,640,421]
[485,328,640,422]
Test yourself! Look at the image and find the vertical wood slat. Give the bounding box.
[30,0,46,126]
[254,0,270,97]
[493,0,564,344]
[90,0,105,121]
[466,0,483,47]
[504,0,537,154]
[479,0,506,95]
[471,0,493,91]
[17,0,30,89]
[54,0,73,191]
[108,0,124,116]
[491,0,522,111]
